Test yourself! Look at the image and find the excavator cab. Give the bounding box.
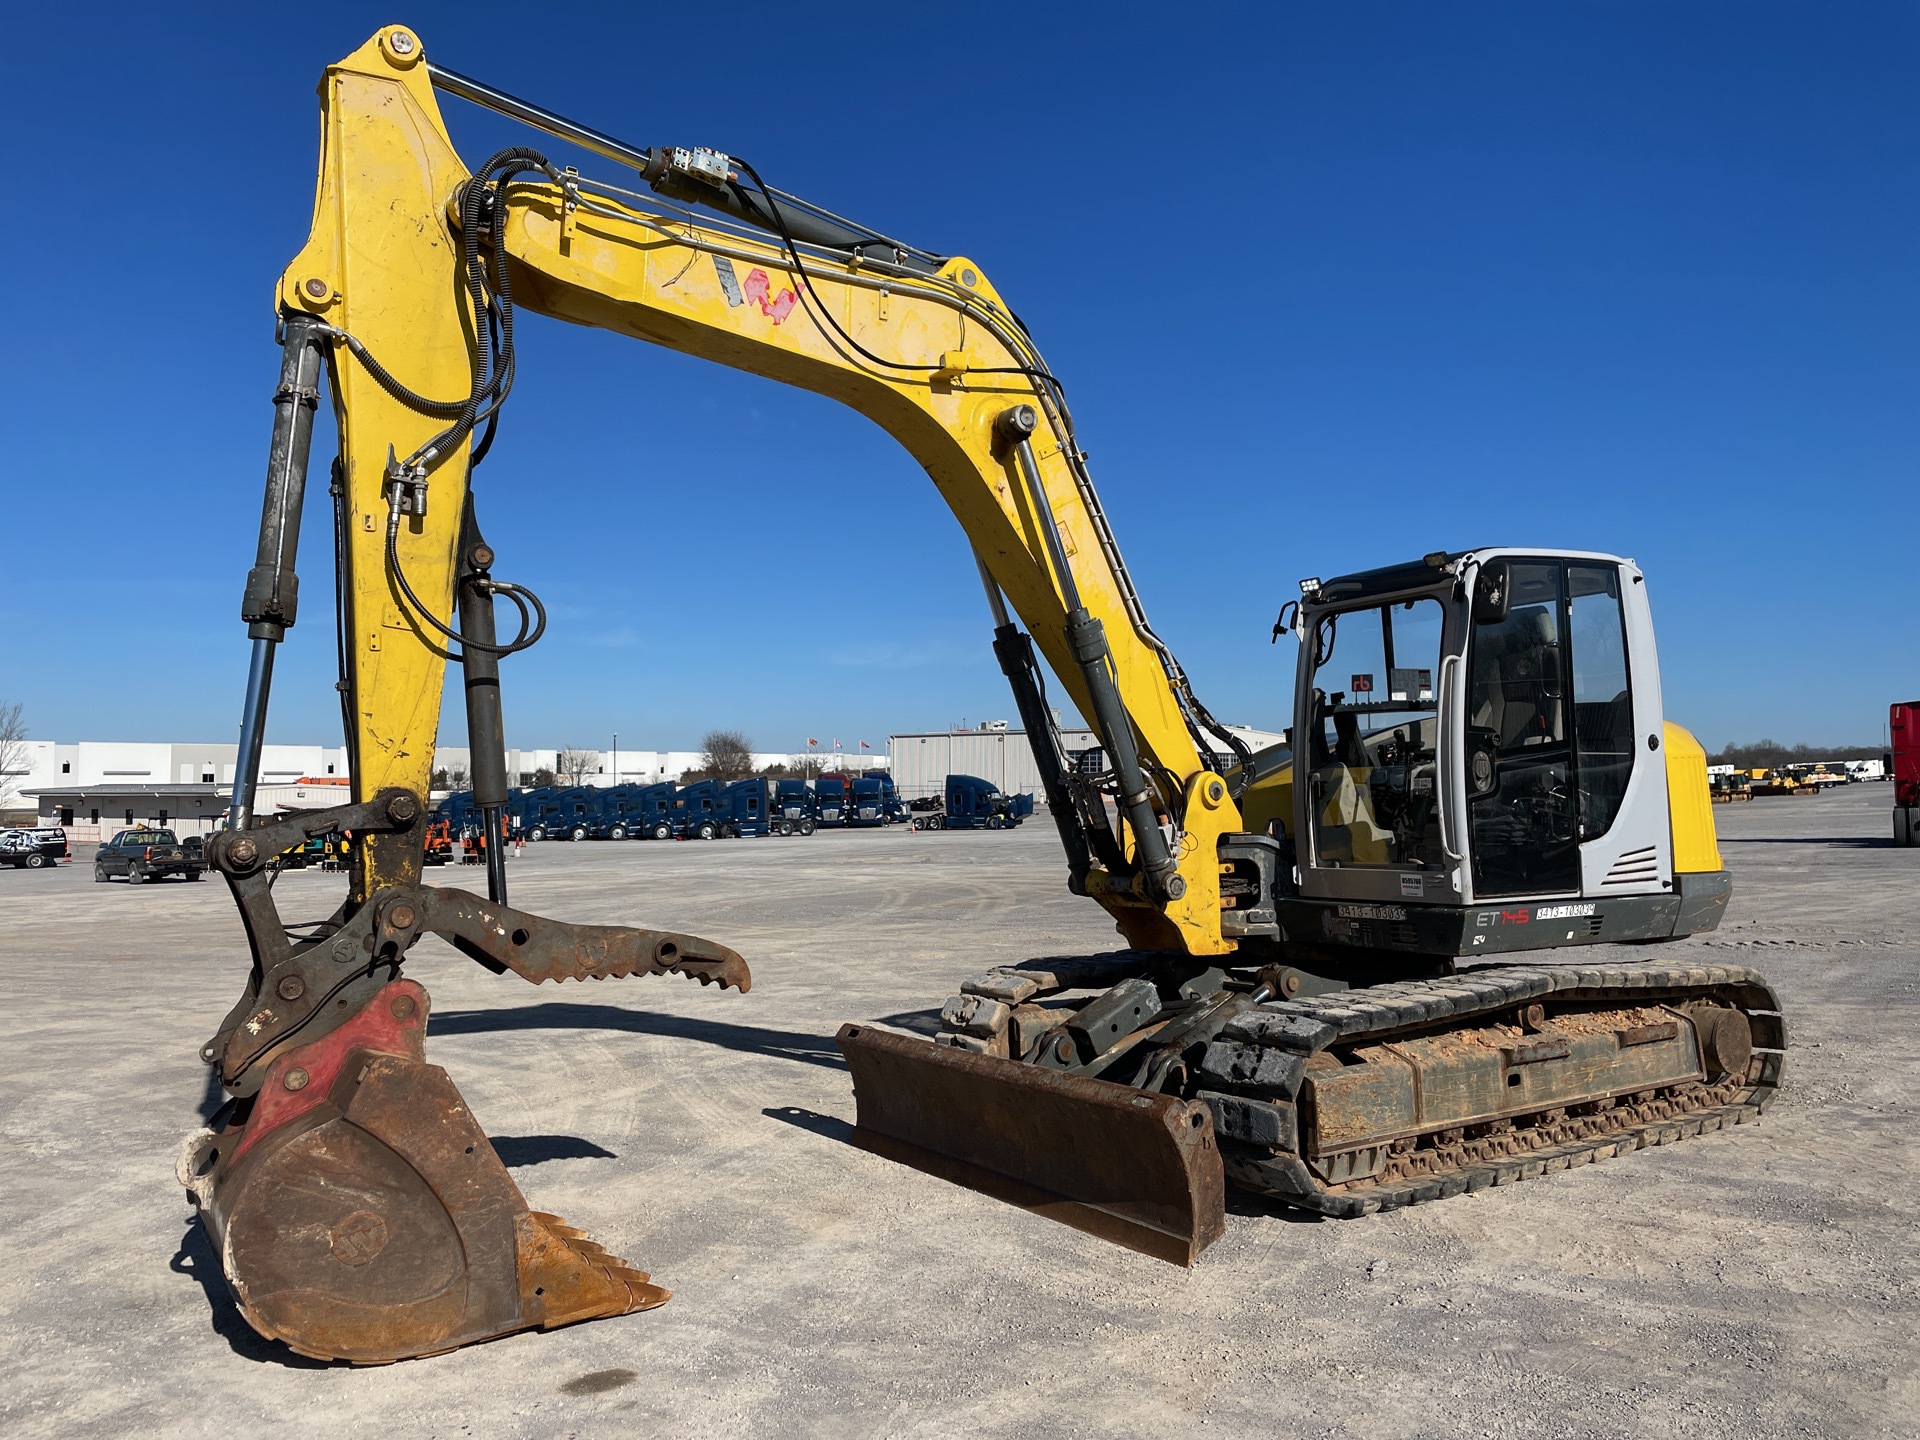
[1278,548,1730,953]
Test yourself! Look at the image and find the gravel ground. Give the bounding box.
[0,785,1913,1438]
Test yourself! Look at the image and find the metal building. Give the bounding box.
[886,727,1096,801]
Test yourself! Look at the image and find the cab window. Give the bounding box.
[1305,596,1446,869]
[1466,562,1578,896]
[1568,564,1635,838]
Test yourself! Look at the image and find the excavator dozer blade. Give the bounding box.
[180,980,665,1364]
[835,1023,1226,1266]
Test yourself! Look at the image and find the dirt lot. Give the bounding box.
[0,785,1913,1438]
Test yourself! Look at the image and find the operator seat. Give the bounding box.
[1470,605,1562,748]
[1312,704,1395,865]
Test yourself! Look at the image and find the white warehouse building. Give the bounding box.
[10,741,351,839]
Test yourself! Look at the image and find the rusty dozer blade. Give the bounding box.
[181,979,670,1364]
[835,1023,1226,1266]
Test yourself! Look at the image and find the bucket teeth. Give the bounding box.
[523,1210,671,1321]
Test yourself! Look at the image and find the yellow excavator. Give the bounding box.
[182,27,1784,1363]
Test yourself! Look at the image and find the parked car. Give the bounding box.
[95,828,206,884]
[0,827,68,869]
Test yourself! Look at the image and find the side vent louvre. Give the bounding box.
[1602,845,1660,886]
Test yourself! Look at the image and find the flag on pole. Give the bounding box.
[859,740,870,749]
[807,738,818,748]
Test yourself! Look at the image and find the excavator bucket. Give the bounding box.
[835,1024,1226,1266]
[181,979,671,1364]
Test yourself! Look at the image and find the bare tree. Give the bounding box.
[447,763,471,789]
[701,730,755,782]
[556,748,600,786]
[0,702,27,814]
[789,753,825,781]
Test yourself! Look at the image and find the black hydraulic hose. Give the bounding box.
[726,156,1066,395]
[384,500,547,657]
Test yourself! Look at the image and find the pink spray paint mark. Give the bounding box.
[742,268,798,324]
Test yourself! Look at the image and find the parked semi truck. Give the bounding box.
[582,782,667,840]
[1893,702,1919,846]
[815,775,848,827]
[630,782,679,839]
[670,778,786,838]
[910,774,1035,830]
[774,779,819,834]
[523,786,596,841]
[849,772,905,827]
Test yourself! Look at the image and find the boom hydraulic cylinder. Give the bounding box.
[231,314,327,829]
[455,495,511,904]
[996,405,1183,903]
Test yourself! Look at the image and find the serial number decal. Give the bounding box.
[1535,903,1597,920]
[1336,904,1407,922]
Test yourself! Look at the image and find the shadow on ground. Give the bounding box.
[169,1217,331,1368]
[432,1003,847,1070]
[491,1134,618,1166]
[197,1067,227,1124]
[868,1008,943,1036]
[1223,1189,1330,1225]
[763,1105,856,1144]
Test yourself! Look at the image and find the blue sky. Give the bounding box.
[2,2,1912,756]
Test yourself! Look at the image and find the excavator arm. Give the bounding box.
[267,25,1247,948]
[193,25,1255,1364]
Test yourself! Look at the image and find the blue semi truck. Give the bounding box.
[522,786,596,841]
[627,782,679,839]
[671,778,819,838]
[910,774,1035,830]
[581,782,670,840]
[774,779,820,835]
[849,772,906,827]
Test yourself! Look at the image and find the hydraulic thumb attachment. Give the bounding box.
[185,789,749,1364]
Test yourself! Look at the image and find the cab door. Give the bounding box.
[1295,593,1451,903]
[1570,560,1670,895]
[1461,561,1581,898]
[1459,556,1669,901]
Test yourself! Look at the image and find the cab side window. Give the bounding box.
[1568,564,1635,838]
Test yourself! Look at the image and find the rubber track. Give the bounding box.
[1193,961,1785,1219]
